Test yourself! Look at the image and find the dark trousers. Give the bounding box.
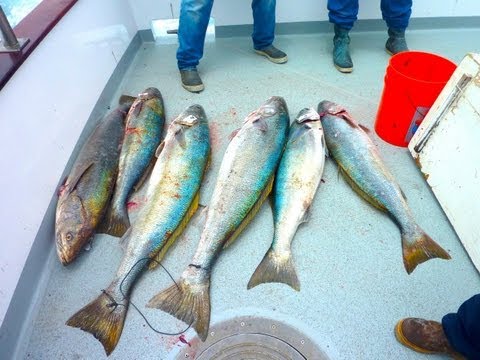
[327,0,412,31]
[443,294,480,359]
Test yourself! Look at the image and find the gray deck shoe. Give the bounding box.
[386,28,409,55]
[180,69,204,93]
[255,45,288,64]
[333,25,353,73]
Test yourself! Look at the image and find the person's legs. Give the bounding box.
[442,294,480,359]
[395,294,480,359]
[251,0,287,64]
[176,0,213,92]
[327,0,358,31]
[251,0,275,50]
[176,0,214,70]
[327,0,358,73]
[381,0,411,54]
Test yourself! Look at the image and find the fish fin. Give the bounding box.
[66,289,128,356]
[64,162,94,195]
[358,123,371,133]
[119,227,132,251]
[223,174,274,249]
[133,154,157,193]
[228,128,240,141]
[97,206,130,238]
[322,136,330,158]
[300,205,311,223]
[147,272,211,342]
[253,118,268,132]
[339,166,387,212]
[57,176,68,197]
[288,125,310,144]
[247,248,300,291]
[175,128,186,148]
[337,110,360,128]
[155,141,165,157]
[402,230,451,274]
[148,191,200,270]
[118,95,137,107]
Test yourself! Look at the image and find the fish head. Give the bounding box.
[244,96,288,126]
[55,195,89,265]
[317,100,345,115]
[295,107,321,125]
[138,87,162,101]
[175,104,206,127]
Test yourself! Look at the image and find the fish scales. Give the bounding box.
[248,107,326,291]
[55,102,131,265]
[102,87,165,237]
[147,96,290,342]
[318,100,450,274]
[66,105,210,355]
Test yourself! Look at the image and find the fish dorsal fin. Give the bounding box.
[223,174,275,249]
[155,141,165,157]
[63,162,94,195]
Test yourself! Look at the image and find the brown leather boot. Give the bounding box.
[395,318,465,359]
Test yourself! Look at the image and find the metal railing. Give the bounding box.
[0,5,29,53]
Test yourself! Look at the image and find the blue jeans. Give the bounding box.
[177,0,276,70]
[327,0,412,31]
[442,294,480,359]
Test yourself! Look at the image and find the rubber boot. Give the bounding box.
[386,28,409,55]
[332,25,353,73]
[395,318,465,359]
[179,68,204,93]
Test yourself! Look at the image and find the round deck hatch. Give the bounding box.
[174,315,329,359]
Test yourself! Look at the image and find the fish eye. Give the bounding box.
[65,232,73,242]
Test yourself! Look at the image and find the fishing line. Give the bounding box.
[105,257,193,336]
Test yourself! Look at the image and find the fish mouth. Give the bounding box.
[139,87,162,100]
[317,100,345,115]
[56,247,74,266]
[295,107,320,123]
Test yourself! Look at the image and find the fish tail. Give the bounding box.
[66,289,128,356]
[100,205,130,238]
[147,270,210,341]
[247,248,300,291]
[402,229,451,274]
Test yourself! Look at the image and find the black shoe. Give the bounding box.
[333,24,353,73]
[180,69,204,93]
[255,45,288,64]
[386,28,409,55]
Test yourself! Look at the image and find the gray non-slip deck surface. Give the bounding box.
[24,28,480,359]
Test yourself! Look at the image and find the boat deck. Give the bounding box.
[23,28,480,359]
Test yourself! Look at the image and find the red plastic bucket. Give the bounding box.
[375,51,456,147]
